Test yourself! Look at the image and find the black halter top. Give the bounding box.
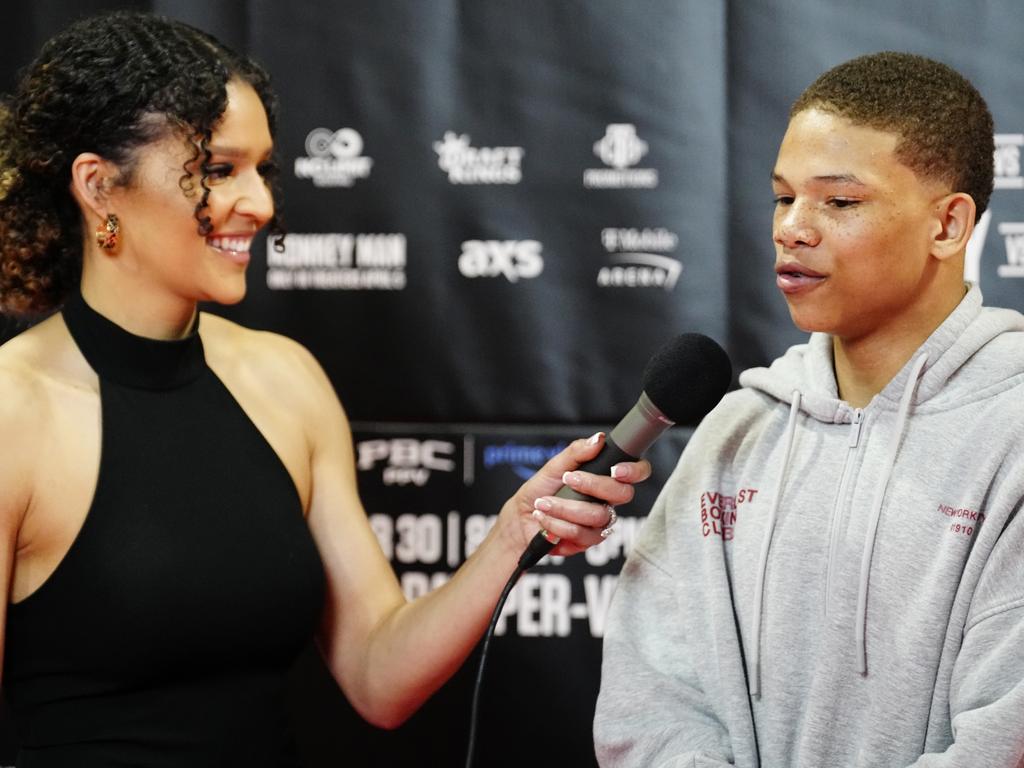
[2,292,325,767]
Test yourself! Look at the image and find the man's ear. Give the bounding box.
[69,152,119,224]
[931,192,976,261]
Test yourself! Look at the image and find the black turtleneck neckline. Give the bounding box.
[62,290,206,391]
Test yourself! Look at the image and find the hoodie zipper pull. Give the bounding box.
[848,409,863,448]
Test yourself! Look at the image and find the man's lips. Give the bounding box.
[775,262,826,294]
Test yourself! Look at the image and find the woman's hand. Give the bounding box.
[496,432,652,557]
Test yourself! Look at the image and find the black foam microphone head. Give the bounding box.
[642,333,732,424]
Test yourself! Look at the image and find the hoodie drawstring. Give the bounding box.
[854,352,929,674]
[750,390,801,696]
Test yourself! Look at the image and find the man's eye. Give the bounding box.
[773,195,793,205]
[830,198,858,208]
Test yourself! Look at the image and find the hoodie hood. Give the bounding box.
[739,284,1024,419]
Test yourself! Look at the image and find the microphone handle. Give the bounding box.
[517,436,636,570]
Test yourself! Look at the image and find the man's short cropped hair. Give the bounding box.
[791,51,995,219]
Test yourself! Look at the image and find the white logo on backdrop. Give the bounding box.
[458,240,543,282]
[966,213,1024,281]
[595,124,648,169]
[356,438,457,486]
[584,124,659,189]
[433,132,523,184]
[293,127,373,187]
[997,222,1024,278]
[994,134,1023,190]
[597,227,682,289]
[266,233,406,291]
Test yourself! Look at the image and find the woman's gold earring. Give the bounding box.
[95,213,120,251]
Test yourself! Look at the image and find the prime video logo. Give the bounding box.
[483,442,567,480]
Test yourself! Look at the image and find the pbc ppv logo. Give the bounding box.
[598,227,682,289]
[356,439,456,487]
[294,127,373,187]
[584,124,659,189]
[459,240,544,282]
[994,134,1023,189]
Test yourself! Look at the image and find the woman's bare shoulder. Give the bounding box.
[0,315,88,519]
[0,341,42,433]
[198,312,339,408]
[0,315,93,412]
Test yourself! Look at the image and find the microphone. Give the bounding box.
[518,333,732,569]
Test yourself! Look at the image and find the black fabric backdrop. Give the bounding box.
[1,2,1022,766]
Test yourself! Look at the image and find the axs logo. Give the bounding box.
[458,240,543,282]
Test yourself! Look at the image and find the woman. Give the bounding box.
[0,11,647,766]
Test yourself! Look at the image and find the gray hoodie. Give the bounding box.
[594,286,1024,767]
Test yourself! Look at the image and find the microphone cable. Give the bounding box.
[464,533,554,768]
[462,333,731,767]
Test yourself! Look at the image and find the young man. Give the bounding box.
[594,52,1024,767]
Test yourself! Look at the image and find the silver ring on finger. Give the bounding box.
[600,506,618,538]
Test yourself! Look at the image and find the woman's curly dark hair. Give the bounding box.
[791,52,994,222]
[0,10,285,316]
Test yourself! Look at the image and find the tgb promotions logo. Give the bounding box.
[433,132,524,184]
[458,240,543,282]
[597,227,682,289]
[294,127,373,187]
[583,124,659,189]
[356,438,457,487]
